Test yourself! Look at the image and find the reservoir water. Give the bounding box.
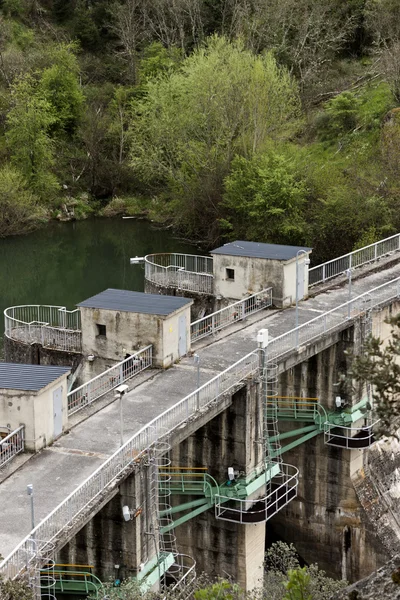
[0,218,197,350]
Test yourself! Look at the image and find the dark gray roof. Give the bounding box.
[210,240,312,261]
[0,363,70,391]
[77,289,192,315]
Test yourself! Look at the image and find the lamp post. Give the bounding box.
[295,250,310,347]
[345,268,352,319]
[194,354,200,410]
[115,384,129,446]
[27,484,35,531]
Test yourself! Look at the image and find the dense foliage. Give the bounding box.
[0,0,400,259]
[0,573,33,600]
[87,543,346,599]
[351,313,400,438]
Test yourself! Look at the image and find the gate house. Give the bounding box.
[210,241,312,308]
[78,289,193,368]
[0,363,70,452]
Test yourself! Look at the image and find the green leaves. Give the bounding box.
[130,35,299,242]
[351,313,400,437]
[283,568,312,600]
[6,74,58,198]
[222,150,308,245]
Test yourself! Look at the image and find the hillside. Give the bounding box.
[0,0,400,261]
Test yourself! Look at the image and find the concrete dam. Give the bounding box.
[1,237,400,598]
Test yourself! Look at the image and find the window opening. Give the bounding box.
[226,268,235,281]
[96,323,106,337]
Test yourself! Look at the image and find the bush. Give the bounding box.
[0,166,47,237]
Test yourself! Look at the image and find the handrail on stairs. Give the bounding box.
[159,470,220,504]
[266,396,328,428]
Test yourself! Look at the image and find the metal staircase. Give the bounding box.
[146,433,196,598]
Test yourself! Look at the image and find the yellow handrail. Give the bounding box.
[52,563,94,569]
[266,396,319,401]
[159,466,208,471]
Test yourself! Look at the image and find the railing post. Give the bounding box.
[322,264,326,282]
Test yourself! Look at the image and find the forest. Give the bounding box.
[0,0,400,261]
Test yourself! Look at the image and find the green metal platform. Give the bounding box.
[40,564,103,597]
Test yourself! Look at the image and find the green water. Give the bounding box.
[0,218,197,348]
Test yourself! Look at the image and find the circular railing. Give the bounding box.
[4,305,82,353]
[144,253,214,294]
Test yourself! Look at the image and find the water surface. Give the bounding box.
[0,218,197,347]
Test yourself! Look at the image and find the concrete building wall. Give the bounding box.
[80,304,191,368]
[269,330,388,582]
[212,254,310,307]
[212,254,283,302]
[58,463,159,584]
[0,375,68,451]
[170,383,266,591]
[4,336,82,371]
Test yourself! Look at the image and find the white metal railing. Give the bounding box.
[2,275,400,580]
[4,305,82,353]
[324,420,379,449]
[0,426,25,468]
[0,350,258,580]
[167,554,197,600]
[267,276,400,362]
[67,346,153,415]
[145,253,214,294]
[215,463,298,524]
[309,232,400,286]
[191,288,273,342]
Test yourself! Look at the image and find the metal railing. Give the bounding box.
[159,470,220,505]
[267,397,328,428]
[267,276,400,362]
[191,288,273,343]
[215,463,298,524]
[67,346,153,415]
[2,275,400,580]
[309,232,400,286]
[4,305,82,353]
[324,420,379,449]
[167,554,197,600]
[0,349,259,581]
[145,253,214,295]
[0,426,25,468]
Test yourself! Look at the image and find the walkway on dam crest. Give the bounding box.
[0,260,399,559]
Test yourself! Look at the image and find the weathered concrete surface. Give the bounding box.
[57,466,154,582]
[0,261,398,567]
[334,555,400,600]
[4,336,81,371]
[171,383,266,591]
[353,438,400,557]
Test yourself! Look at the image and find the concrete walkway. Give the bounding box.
[0,260,399,560]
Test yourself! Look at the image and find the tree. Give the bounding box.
[38,43,85,136]
[6,74,59,199]
[0,574,33,600]
[364,0,400,101]
[0,165,46,236]
[224,0,361,94]
[351,313,400,437]
[221,150,308,246]
[108,0,149,84]
[130,35,299,243]
[283,568,312,600]
[263,542,347,600]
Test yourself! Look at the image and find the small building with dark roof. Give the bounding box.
[210,241,312,308]
[0,363,70,451]
[77,289,193,369]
